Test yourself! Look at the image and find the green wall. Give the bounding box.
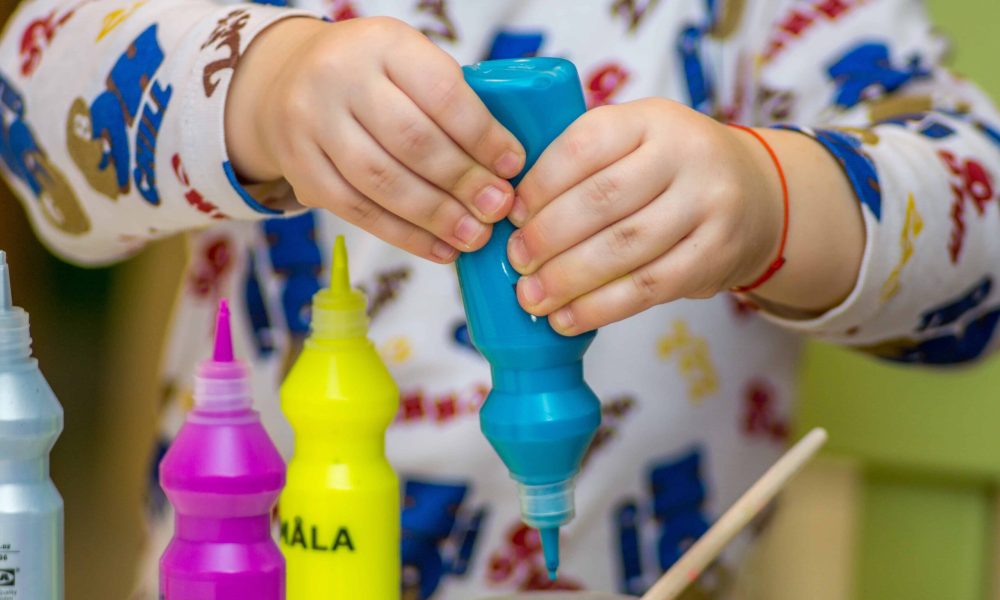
[928,0,999,83]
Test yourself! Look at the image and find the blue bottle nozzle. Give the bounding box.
[520,480,575,576]
[540,526,561,580]
[459,58,601,579]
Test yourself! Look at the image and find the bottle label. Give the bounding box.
[0,545,16,597]
[280,517,356,553]
[0,512,62,599]
[279,489,400,598]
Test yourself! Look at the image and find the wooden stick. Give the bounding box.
[639,428,829,600]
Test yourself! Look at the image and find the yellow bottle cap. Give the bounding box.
[310,236,369,341]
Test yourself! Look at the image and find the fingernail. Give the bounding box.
[431,240,458,261]
[508,231,530,272]
[510,195,528,225]
[495,151,522,178]
[455,215,487,247]
[474,185,507,218]
[551,308,575,333]
[519,275,544,306]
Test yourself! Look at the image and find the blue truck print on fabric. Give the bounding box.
[401,478,486,599]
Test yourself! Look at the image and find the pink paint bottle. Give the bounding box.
[160,299,286,599]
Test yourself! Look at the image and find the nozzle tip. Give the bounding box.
[332,235,350,294]
[0,250,10,310]
[213,298,234,362]
[539,526,560,580]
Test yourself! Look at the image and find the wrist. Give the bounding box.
[225,17,326,183]
[727,125,788,291]
[731,127,866,314]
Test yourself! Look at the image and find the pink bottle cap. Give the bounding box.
[194,299,252,411]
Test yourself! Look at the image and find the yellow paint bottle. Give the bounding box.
[280,236,400,598]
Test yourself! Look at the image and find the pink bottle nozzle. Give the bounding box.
[213,299,234,362]
[194,298,252,412]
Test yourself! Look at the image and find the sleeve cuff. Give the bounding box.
[178,3,313,221]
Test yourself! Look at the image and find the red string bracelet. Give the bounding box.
[728,124,789,294]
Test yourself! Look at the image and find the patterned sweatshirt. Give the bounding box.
[3,0,1000,598]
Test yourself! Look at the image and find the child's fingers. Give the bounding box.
[512,107,644,226]
[323,116,492,252]
[351,79,514,223]
[287,143,459,263]
[545,233,719,335]
[385,37,525,180]
[514,197,697,317]
[508,145,669,275]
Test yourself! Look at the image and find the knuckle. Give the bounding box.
[637,96,671,114]
[704,172,741,209]
[630,267,659,304]
[469,120,497,158]
[420,195,456,230]
[441,61,465,86]
[428,73,463,114]
[609,222,642,255]
[685,124,718,159]
[448,163,480,197]
[399,225,427,253]
[309,45,346,76]
[398,119,433,155]
[344,194,382,227]
[562,131,592,163]
[584,172,622,215]
[587,104,615,120]
[363,160,399,196]
[579,106,613,135]
[366,16,407,37]
[278,89,312,125]
[581,108,623,145]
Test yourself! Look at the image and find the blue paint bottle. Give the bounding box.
[458,58,601,580]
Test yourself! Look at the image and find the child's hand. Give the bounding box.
[506,98,785,334]
[227,17,525,263]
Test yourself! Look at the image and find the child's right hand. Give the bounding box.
[226,17,525,263]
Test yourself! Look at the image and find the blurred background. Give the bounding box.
[1,1,1000,599]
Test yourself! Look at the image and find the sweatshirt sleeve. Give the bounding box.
[0,0,314,265]
[745,0,1000,365]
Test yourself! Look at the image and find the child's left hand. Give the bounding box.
[507,98,784,334]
